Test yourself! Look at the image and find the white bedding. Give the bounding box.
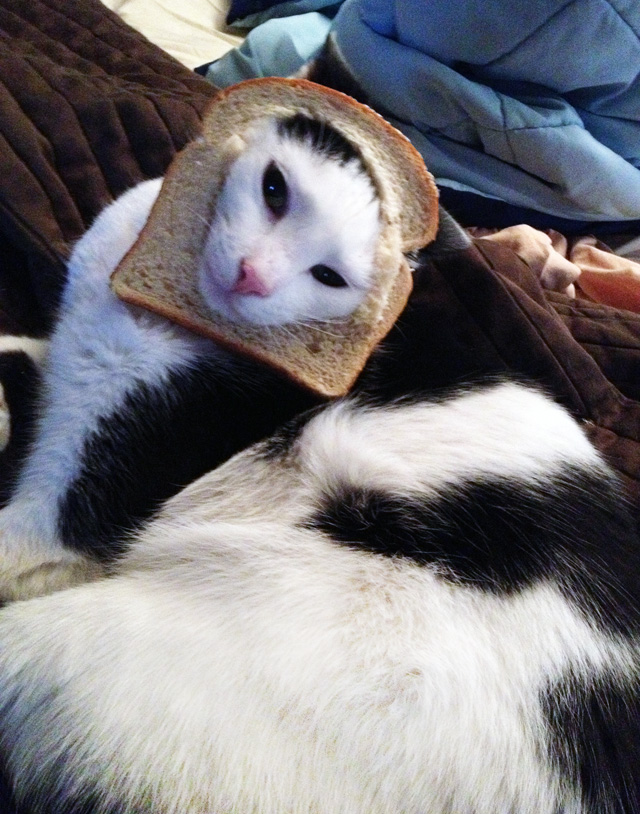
[101,0,243,69]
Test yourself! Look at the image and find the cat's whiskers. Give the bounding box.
[267,323,299,343]
[181,202,213,230]
[291,319,349,339]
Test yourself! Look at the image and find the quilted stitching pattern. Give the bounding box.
[0,0,217,319]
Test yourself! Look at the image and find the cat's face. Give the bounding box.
[197,117,381,326]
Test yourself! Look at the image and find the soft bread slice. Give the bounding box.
[110,77,438,397]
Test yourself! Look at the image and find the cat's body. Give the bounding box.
[0,109,639,813]
[0,114,380,600]
[0,381,639,813]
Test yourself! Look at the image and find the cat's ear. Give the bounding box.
[219,134,248,167]
[195,132,248,169]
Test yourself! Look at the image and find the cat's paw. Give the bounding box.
[0,550,104,602]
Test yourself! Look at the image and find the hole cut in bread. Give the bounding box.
[110,78,439,397]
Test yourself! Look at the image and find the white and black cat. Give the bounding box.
[0,379,638,813]
[0,112,381,600]
[0,105,639,813]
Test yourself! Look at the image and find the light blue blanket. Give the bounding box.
[207,0,640,225]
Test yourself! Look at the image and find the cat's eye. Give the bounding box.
[310,265,348,288]
[262,162,288,217]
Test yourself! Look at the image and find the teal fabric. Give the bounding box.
[205,11,333,86]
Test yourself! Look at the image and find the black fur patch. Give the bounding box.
[0,691,132,814]
[13,791,132,814]
[260,404,325,461]
[58,359,317,562]
[544,673,640,813]
[304,34,372,107]
[0,350,41,507]
[7,772,140,814]
[0,758,18,814]
[307,466,640,635]
[277,113,363,168]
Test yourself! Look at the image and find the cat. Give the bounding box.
[0,112,381,601]
[0,379,638,813]
[2,100,638,813]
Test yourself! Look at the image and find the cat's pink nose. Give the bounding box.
[232,259,270,296]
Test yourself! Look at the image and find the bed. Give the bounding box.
[100,0,244,69]
[0,1,639,808]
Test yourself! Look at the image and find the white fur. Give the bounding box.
[0,337,49,451]
[0,385,633,813]
[300,381,602,497]
[198,117,380,325]
[0,126,382,600]
[0,180,225,598]
[0,335,49,366]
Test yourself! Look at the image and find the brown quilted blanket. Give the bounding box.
[0,1,639,810]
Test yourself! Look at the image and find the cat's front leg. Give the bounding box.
[0,514,104,601]
[0,335,98,600]
[0,180,166,602]
[0,336,105,601]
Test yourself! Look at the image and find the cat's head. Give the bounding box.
[197,114,381,327]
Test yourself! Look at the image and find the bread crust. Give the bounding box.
[110,78,439,397]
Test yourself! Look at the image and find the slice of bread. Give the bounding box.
[110,77,438,397]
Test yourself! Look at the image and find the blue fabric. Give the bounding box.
[205,11,333,86]
[207,0,640,224]
[330,0,640,222]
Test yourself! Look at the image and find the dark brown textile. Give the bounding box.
[548,291,640,403]
[0,0,217,328]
